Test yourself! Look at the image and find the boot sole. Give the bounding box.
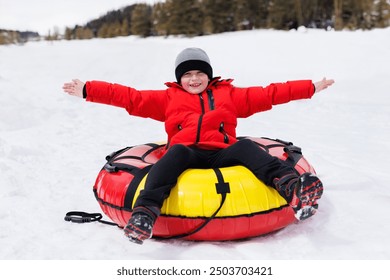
[292,174,323,221]
[124,224,152,245]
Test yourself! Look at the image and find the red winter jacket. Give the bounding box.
[85,78,315,150]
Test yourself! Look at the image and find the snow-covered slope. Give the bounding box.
[1,28,389,264]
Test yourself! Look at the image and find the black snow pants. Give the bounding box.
[134,139,297,211]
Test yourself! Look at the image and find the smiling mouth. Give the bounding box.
[190,83,201,87]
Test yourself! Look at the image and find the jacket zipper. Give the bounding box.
[196,95,205,144]
[219,122,229,143]
[207,89,215,110]
[207,89,228,143]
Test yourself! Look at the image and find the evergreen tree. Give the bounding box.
[294,0,304,26]
[108,21,122,37]
[267,0,296,29]
[233,0,254,30]
[74,26,83,39]
[74,27,94,39]
[0,30,20,44]
[0,33,6,45]
[372,0,390,28]
[121,18,130,36]
[202,0,236,33]
[333,0,346,30]
[202,15,214,35]
[163,0,204,36]
[233,0,270,30]
[64,27,73,40]
[97,23,110,38]
[305,0,334,29]
[152,2,170,36]
[252,0,271,29]
[333,0,383,30]
[131,4,152,37]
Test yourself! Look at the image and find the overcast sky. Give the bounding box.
[0,0,161,34]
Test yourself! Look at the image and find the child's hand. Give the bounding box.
[314,78,335,93]
[62,79,85,98]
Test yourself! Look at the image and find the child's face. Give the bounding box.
[180,70,209,94]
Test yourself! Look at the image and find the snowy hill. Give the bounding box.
[0,28,389,277]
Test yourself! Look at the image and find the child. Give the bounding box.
[63,47,334,244]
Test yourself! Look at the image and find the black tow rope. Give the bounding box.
[64,211,121,227]
[155,168,230,240]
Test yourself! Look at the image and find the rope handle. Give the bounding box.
[64,211,120,227]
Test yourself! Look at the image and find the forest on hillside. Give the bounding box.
[63,0,389,40]
[1,0,389,44]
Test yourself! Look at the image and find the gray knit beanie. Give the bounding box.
[175,48,213,82]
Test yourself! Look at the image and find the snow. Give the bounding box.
[1,28,390,277]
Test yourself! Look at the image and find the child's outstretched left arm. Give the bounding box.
[231,77,335,118]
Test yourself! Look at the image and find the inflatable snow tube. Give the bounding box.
[93,137,316,241]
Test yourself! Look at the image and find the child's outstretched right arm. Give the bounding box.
[62,79,85,98]
[62,79,168,122]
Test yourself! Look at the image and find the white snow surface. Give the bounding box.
[0,28,389,260]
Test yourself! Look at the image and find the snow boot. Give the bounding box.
[124,206,157,245]
[274,173,323,221]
